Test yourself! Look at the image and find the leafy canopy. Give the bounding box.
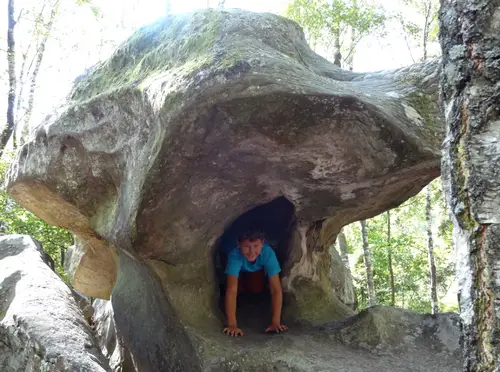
[285,0,386,64]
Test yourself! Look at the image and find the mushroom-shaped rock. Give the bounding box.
[7,9,445,371]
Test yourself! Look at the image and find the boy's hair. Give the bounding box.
[237,229,265,242]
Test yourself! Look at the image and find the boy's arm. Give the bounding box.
[264,247,288,333]
[225,275,239,327]
[268,274,286,328]
[223,252,244,336]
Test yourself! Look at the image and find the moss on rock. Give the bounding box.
[71,10,223,102]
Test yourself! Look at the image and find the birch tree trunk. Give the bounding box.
[360,220,376,306]
[337,228,357,310]
[387,211,396,307]
[426,186,439,314]
[3,0,17,156]
[21,0,60,142]
[333,28,341,68]
[422,0,432,61]
[346,26,356,71]
[337,228,351,272]
[440,0,500,369]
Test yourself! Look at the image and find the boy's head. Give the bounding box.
[238,230,265,262]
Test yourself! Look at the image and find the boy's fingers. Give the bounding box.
[223,327,243,337]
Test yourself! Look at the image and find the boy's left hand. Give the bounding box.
[265,324,288,333]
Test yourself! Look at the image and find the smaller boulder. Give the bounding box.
[0,235,110,372]
[93,299,135,372]
[322,306,462,355]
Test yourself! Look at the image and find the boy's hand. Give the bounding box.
[223,325,244,337]
[265,323,288,333]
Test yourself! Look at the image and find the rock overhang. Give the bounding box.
[6,9,444,324]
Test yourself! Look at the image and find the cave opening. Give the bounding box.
[213,196,296,332]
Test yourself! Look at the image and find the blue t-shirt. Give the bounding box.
[225,243,281,278]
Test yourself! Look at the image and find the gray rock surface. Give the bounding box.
[329,244,357,309]
[91,296,462,371]
[92,299,134,372]
[0,234,110,372]
[5,9,453,371]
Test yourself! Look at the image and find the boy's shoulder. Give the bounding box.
[228,247,243,260]
[260,243,276,258]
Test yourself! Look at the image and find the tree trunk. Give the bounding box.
[218,0,225,7]
[15,47,30,122]
[166,0,171,14]
[337,228,357,310]
[440,0,500,370]
[360,220,376,306]
[60,246,65,268]
[426,186,438,314]
[3,0,17,156]
[21,0,60,142]
[333,28,341,68]
[346,26,356,71]
[387,211,395,307]
[345,0,357,71]
[422,0,431,61]
[337,228,351,272]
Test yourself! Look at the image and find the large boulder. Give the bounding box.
[6,9,448,371]
[0,235,110,372]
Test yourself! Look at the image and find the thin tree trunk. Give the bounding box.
[60,246,65,268]
[333,28,341,68]
[218,0,225,7]
[166,0,171,14]
[360,220,376,306]
[3,0,17,156]
[422,0,432,61]
[346,0,357,71]
[22,0,60,140]
[399,15,416,64]
[337,228,357,310]
[337,228,351,272]
[440,0,500,369]
[426,186,438,314]
[387,211,395,307]
[346,26,355,71]
[15,50,28,120]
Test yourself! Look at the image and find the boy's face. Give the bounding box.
[239,238,264,262]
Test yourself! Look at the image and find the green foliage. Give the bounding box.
[285,0,386,65]
[397,0,440,61]
[345,178,457,313]
[0,158,73,280]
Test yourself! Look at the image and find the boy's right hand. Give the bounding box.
[223,325,244,337]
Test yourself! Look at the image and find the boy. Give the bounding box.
[223,230,288,337]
